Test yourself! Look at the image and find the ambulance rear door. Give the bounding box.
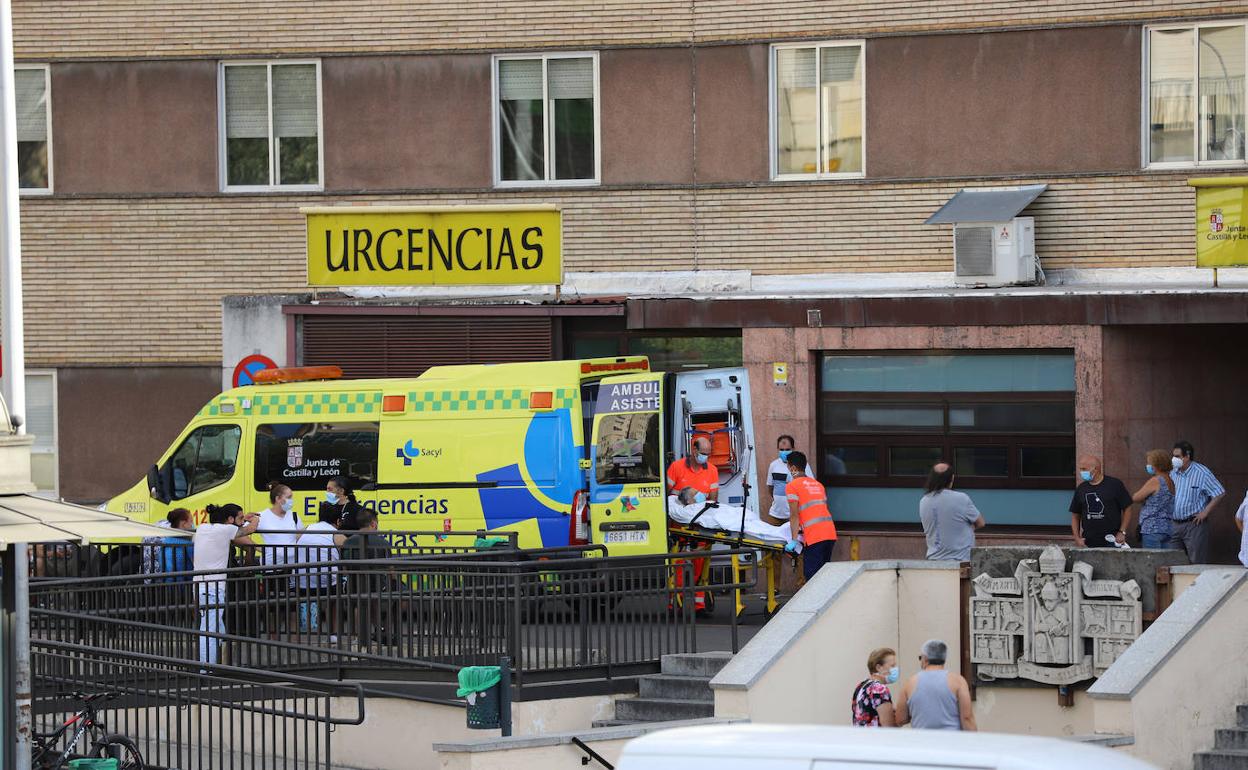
[589,373,666,556]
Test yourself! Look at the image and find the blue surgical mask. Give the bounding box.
[778,450,791,462]
[1145,464,1155,475]
[695,453,709,464]
[325,491,339,505]
[1079,471,1093,483]
[694,491,707,504]
[886,666,900,684]
[282,498,294,513]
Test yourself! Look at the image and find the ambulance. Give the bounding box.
[103,357,757,556]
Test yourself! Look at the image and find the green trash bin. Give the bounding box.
[458,665,503,730]
[69,759,118,770]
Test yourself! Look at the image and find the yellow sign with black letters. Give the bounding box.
[303,205,562,286]
[1191,177,1248,267]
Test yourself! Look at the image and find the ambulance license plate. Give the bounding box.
[604,530,649,544]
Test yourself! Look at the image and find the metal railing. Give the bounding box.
[30,546,758,694]
[32,639,365,770]
[28,528,524,580]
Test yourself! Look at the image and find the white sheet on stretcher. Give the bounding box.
[667,496,791,543]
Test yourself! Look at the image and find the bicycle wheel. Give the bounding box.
[93,734,145,770]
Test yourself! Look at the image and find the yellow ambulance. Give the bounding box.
[103,357,674,556]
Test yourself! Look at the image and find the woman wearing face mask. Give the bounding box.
[257,482,305,639]
[1130,450,1175,549]
[324,476,364,531]
[852,647,899,727]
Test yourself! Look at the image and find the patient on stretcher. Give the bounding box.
[667,487,792,543]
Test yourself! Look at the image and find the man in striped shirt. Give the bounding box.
[1171,440,1226,564]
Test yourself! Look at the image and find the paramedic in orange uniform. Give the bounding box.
[666,436,719,502]
[784,450,837,581]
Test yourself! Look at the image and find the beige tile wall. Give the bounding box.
[13,1,1238,59]
[20,172,1196,365]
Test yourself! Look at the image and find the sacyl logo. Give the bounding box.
[396,440,442,466]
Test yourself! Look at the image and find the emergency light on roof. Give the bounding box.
[252,366,343,384]
[581,360,649,374]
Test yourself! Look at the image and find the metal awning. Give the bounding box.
[0,494,185,546]
[925,184,1047,224]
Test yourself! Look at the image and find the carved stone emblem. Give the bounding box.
[971,544,1142,684]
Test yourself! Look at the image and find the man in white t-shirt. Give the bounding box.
[192,504,259,666]
[1235,491,1248,568]
[762,435,815,526]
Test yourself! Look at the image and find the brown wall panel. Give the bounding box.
[601,48,694,185]
[322,55,492,190]
[694,44,770,184]
[867,26,1142,178]
[51,61,218,194]
[58,367,222,502]
[1102,325,1248,564]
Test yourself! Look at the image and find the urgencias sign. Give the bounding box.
[303,205,562,286]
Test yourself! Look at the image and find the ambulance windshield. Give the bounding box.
[595,412,660,485]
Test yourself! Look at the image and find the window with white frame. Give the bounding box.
[25,371,57,495]
[494,53,599,185]
[772,42,865,178]
[221,61,322,189]
[15,65,51,192]
[1146,22,1247,166]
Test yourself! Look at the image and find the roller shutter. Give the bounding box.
[300,315,554,378]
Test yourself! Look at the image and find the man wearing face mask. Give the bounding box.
[1170,440,1226,564]
[762,435,815,526]
[666,436,719,502]
[1069,456,1133,548]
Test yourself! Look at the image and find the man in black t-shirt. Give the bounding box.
[1069,455,1134,548]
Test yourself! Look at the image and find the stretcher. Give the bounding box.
[668,521,794,617]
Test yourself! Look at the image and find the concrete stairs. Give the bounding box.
[593,651,731,727]
[1195,705,1248,769]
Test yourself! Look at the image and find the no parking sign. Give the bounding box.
[232,354,277,387]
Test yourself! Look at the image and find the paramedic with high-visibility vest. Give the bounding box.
[784,451,838,581]
[666,436,719,502]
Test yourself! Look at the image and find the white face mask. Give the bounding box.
[1171,456,1185,471]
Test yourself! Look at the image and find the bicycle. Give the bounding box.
[31,691,145,770]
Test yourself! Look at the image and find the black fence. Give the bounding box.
[32,640,364,770]
[26,532,761,770]
[29,529,523,581]
[30,545,756,692]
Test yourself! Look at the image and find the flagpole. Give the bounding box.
[0,0,27,432]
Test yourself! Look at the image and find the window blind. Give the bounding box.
[225,65,269,139]
[820,46,861,84]
[24,374,54,452]
[549,58,594,100]
[777,48,816,90]
[499,59,543,101]
[14,69,47,142]
[273,64,318,138]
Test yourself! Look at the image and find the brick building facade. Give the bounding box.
[11,1,1248,561]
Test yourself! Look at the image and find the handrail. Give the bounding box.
[570,737,615,769]
[33,638,368,725]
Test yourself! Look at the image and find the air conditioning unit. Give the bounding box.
[953,217,1036,287]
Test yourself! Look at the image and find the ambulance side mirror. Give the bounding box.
[147,463,172,504]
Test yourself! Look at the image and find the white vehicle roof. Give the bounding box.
[617,724,1154,770]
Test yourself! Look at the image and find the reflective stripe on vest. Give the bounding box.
[803,515,835,526]
[798,499,828,512]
